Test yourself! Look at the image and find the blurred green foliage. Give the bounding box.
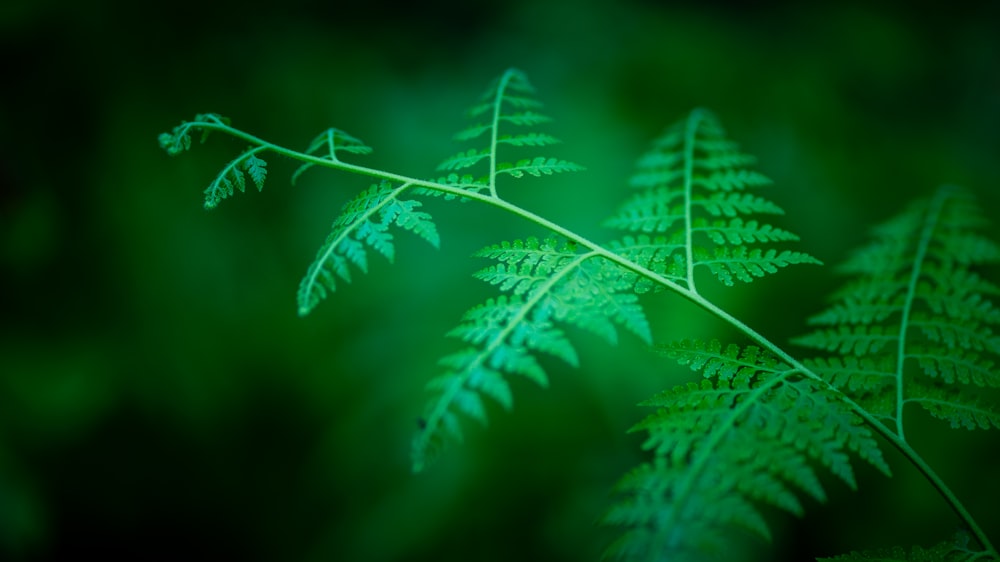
[1,0,998,560]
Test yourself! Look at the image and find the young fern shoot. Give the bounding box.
[159,69,998,562]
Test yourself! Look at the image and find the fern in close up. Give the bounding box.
[159,69,999,562]
[603,340,890,561]
[604,108,820,292]
[607,185,1000,561]
[794,185,1000,435]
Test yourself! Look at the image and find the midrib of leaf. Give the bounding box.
[894,187,950,441]
[488,69,518,198]
[414,251,596,462]
[682,109,706,292]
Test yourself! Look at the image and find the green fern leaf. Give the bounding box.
[794,185,1000,434]
[907,380,1000,430]
[497,132,561,147]
[436,148,491,172]
[202,146,269,209]
[291,128,373,185]
[412,294,571,471]
[695,246,820,286]
[412,237,652,472]
[606,108,819,292]
[496,157,584,178]
[663,339,781,380]
[606,340,890,560]
[437,68,581,197]
[694,217,799,244]
[158,113,230,155]
[297,181,439,316]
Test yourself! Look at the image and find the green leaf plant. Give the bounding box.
[159,69,999,561]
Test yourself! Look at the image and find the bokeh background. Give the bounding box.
[2,0,998,560]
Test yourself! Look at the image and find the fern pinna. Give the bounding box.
[159,69,999,561]
[604,107,819,292]
[794,185,1000,435]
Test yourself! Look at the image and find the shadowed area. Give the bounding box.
[1,0,998,560]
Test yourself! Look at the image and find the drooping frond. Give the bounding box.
[158,112,229,155]
[432,68,582,197]
[793,185,1000,434]
[604,340,890,561]
[297,180,439,316]
[158,114,272,209]
[605,109,820,291]
[200,147,268,209]
[411,237,652,472]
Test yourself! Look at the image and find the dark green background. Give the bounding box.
[1,0,998,560]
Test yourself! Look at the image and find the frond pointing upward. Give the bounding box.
[794,185,1000,434]
[291,128,373,185]
[412,237,652,472]
[605,109,820,292]
[433,68,582,198]
[604,340,890,561]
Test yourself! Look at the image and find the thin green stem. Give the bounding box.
[892,186,950,440]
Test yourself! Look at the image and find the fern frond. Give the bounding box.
[606,108,819,291]
[291,128,372,184]
[158,114,277,209]
[297,181,439,316]
[793,185,1000,435]
[437,68,581,198]
[202,147,268,209]
[412,237,652,471]
[158,112,230,155]
[605,340,890,561]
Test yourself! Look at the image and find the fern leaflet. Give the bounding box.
[793,185,1000,436]
[432,68,582,198]
[605,108,820,291]
[604,339,890,561]
[201,147,269,209]
[297,180,439,316]
[412,237,651,471]
[291,128,373,185]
